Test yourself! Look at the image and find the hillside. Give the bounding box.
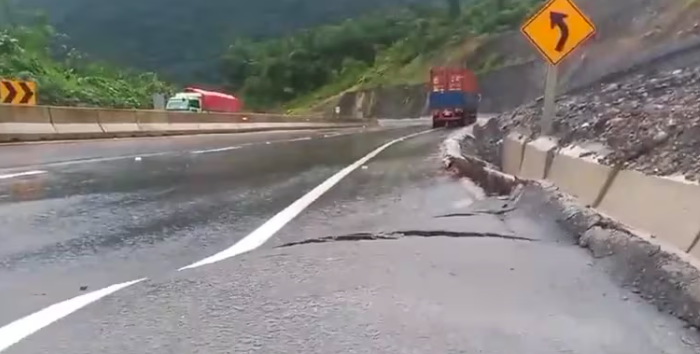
[0,8,173,108]
[322,0,700,119]
[11,0,442,83]
[221,0,543,111]
[461,0,700,183]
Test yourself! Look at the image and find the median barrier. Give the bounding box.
[135,110,170,133]
[49,106,104,137]
[194,112,245,131]
[0,104,368,142]
[165,111,203,132]
[0,104,56,141]
[97,109,139,134]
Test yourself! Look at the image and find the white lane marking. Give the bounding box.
[0,278,145,353]
[180,129,432,271]
[0,127,429,351]
[4,152,172,172]
[286,136,313,142]
[0,170,47,180]
[191,146,243,154]
[190,135,317,155]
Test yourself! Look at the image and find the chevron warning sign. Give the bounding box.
[0,80,37,105]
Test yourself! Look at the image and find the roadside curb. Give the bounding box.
[441,124,700,329]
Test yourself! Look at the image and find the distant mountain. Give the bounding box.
[13,0,438,83]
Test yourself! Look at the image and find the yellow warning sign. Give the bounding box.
[520,0,596,66]
[0,80,37,105]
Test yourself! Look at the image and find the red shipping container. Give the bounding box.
[429,67,478,93]
[184,87,242,113]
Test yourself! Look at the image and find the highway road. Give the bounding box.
[0,122,698,353]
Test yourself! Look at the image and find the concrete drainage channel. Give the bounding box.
[443,121,700,330]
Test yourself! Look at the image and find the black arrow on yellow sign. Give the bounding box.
[549,11,569,52]
[1,80,36,105]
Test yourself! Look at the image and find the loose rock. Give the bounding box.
[497,66,700,180]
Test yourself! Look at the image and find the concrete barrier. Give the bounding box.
[135,110,172,133]
[501,132,527,175]
[519,136,558,180]
[0,105,367,142]
[547,145,616,207]
[49,107,104,137]
[597,171,700,252]
[97,109,139,134]
[0,105,56,141]
[498,133,700,257]
[166,112,203,131]
[455,129,700,329]
[195,112,245,131]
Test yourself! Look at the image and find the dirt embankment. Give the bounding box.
[333,0,700,118]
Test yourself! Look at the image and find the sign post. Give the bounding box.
[541,64,559,135]
[152,93,166,110]
[520,0,596,135]
[0,80,37,105]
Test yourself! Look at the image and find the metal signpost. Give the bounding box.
[520,0,596,135]
[152,93,166,110]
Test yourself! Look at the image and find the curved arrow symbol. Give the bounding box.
[549,11,569,52]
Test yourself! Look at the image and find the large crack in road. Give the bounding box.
[277,229,538,248]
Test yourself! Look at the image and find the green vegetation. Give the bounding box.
[0,2,172,108]
[5,0,543,110]
[221,0,543,110]
[14,0,438,83]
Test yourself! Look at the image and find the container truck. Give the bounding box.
[165,87,242,113]
[428,67,480,129]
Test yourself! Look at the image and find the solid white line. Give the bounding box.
[179,129,432,271]
[285,137,313,142]
[0,170,47,180]
[190,135,316,154]
[0,278,145,353]
[191,146,243,154]
[0,127,428,351]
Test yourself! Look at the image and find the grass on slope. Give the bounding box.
[0,8,173,108]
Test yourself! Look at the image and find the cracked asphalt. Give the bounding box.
[1,122,699,353]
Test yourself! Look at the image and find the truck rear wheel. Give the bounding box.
[432,119,443,129]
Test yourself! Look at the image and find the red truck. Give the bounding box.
[165,87,242,113]
[429,67,480,128]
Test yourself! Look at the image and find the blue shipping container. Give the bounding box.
[428,91,479,110]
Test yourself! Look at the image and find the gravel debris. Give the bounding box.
[497,67,700,180]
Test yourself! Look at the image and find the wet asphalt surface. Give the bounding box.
[1,122,700,353]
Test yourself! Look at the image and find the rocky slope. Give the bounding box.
[499,65,700,181]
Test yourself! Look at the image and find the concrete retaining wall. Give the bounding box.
[499,131,700,257]
[0,104,369,142]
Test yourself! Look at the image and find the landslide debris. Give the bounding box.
[497,66,700,181]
